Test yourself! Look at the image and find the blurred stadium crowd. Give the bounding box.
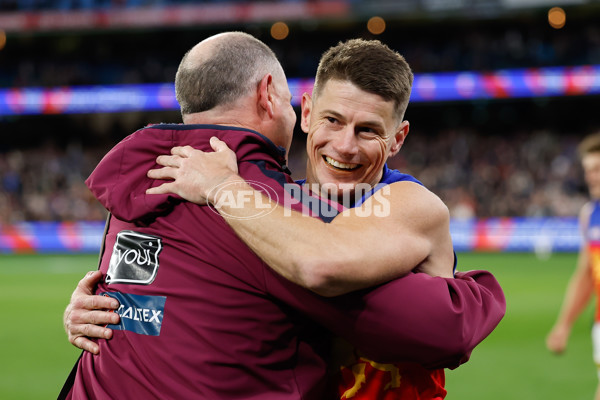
[0,0,598,223]
[0,121,589,223]
[0,143,107,222]
[392,127,587,220]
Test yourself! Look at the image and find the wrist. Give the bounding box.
[208,174,248,207]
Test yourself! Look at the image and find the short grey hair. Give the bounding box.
[175,32,282,115]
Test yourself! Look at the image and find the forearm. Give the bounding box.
[553,268,593,329]
[214,178,357,294]
[212,177,424,296]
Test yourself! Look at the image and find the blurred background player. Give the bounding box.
[547,132,600,400]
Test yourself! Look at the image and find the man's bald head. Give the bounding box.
[175,32,283,117]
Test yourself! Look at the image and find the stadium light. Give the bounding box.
[271,22,290,40]
[548,7,566,29]
[0,30,6,51]
[367,16,386,35]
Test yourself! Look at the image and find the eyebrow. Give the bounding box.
[322,109,385,130]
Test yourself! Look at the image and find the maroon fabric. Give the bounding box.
[66,123,505,399]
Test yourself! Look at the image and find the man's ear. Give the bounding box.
[258,73,274,118]
[389,120,409,157]
[300,92,312,134]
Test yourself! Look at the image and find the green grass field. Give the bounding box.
[0,252,596,399]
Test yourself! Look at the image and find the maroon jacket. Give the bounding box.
[66,124,505,399]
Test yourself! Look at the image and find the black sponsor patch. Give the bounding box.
[106,230,162,285]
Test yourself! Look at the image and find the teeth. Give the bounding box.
[324,156,360,170]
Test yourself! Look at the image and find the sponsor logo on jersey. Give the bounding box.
[106,230,162,285]
[340,357,402,399]
[102,292,166,336]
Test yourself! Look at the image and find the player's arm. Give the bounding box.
[546,203,595,354]
[64,270,120,354]
[212,178,453,297]
[147,140,454,297]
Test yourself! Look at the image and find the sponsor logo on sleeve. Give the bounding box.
[106,230,162,285]
[102,292,166,336]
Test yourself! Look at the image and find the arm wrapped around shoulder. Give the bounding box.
[338,269,506,370]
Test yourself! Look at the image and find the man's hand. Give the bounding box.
[63,271,120,355]
[146,138,241,204]
[546,324,570,354]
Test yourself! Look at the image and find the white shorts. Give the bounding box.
[592,322,600,379]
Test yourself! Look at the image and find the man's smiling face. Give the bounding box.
[301,79,409,198]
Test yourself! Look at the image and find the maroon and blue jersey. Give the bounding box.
[64,124,505,399]
[586,201,600,321]
[339,169,447,400]
[302,164,448,400]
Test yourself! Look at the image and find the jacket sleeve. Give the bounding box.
[85,131,181,222]
[265,268,505,369]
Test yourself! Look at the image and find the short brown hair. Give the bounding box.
[175,32,281,115]
[313,39,414,121]
[578,133,600,159]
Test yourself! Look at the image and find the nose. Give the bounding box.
[333,126,359,157]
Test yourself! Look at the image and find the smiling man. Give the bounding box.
[304,72,409,197]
